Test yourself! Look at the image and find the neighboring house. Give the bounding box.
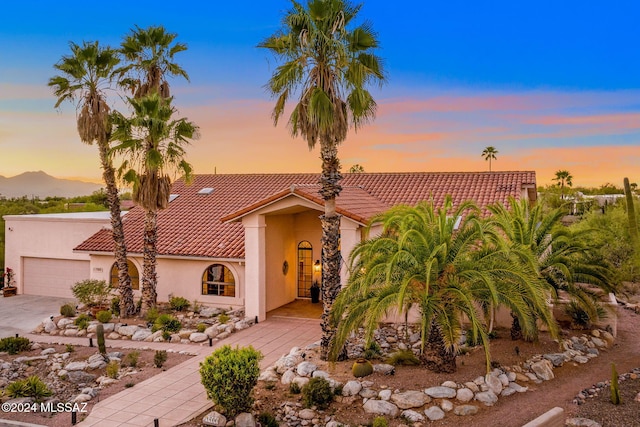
[5,171,536,321]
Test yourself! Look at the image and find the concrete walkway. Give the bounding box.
[23,316,321,426]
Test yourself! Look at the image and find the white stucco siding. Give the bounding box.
[23,257,89,298]
[4,213,111,295]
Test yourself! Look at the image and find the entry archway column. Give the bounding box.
[243,214,266,321]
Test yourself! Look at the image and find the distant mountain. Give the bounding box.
[0,171,103,198]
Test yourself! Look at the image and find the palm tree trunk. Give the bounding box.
[319,138,343,361]
[96,140,135,317]
[421,321,457,373]
[141,208,158,315]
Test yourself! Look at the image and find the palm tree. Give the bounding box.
[49,41,136,316]
[330,198,547,373]
[481,146,498,172]
[113,25,191,313]
[488,197,612,337]
[260,0,386,360]
[111,93,198,313]
[553,170,573,199]
[116,25,189,99]
[349,164,365,173]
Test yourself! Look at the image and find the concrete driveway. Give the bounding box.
[0,294,73,338]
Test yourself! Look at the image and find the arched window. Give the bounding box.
[110,260,139,290]
[202,264,235,297]
[297,241,313,298]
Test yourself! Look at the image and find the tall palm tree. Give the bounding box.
[116,25,189,99]
[488,197,612,337]
[553,170,573,199]
[111,93,198,313]
[260,0,386,360]
[481,146,498,172]
[49,41,136,316]
[113,25,191,313]
[330,198,548,373]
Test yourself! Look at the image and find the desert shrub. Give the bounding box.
[154,350,168,368]
[71,279,111,307]
[124,351,140,368]
[60,303,76,317]
[74,314,90,330]
[6,376,52,401]
[386,349,420,366]
[289,382,301,394]
[257,412,279,427]
[565,300,592,329]
[145,307,160,324]
[0,336,31,354]
[192,299,201,314]
[264,382,276,390]
[301,377,333,409]
[217,313,230,324]
[65,344,75,353]
[372,417,388,427]
[110,296,120,316]
[196,323,207,333]
[152,314,182,333]
[106,361,119,379]
[96,310,112,323]
[362,341,382,360]
[200,345,262,417]
[162,331,172,341]
[125,381,135,388]
[169,296,190,312]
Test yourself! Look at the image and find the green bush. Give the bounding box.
[71,279,111,307]
[96,310,112,323]
[301,377,333,410]
[65,344,75,353]
[60,303,76,317]
[74,314,90,331]
[169,296,190,312]
[362,341,382,360]
[218,313,230,324]
[110,297,121,317]
[372,416,388,427]
[6,376,52,401]
[199,345,263,417]
[197,323,207,333]
[106,361,119,379]
[145,307,160,324]
[289,382,301,394]
[0,336,31,354]
[162,330,172,341]
[124,351,140,368]
[154,350,168,368]
[152,314,182,333]
[385,349,420,366]
[257,412,279,427]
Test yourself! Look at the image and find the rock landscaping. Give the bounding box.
[249,326,617,427]
[33,307,254,345]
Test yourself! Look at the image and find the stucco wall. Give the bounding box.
[265,214,296,311]
[4,213,111,293]
[90,254,245,310]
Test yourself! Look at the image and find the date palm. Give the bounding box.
[49,41,136,316]
[553,170,573,200]
[111,93,198,313]
[330,198,549,373]
[481,146,498,172]
[260,0,386,359]
[488,197,612,337]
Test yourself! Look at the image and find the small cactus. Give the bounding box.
[352,358,373,378]
[611,363,621,405]
[96,323,106,355]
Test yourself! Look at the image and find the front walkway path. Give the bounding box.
[25,316,321,426]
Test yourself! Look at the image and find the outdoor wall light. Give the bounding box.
[313,260,321,272]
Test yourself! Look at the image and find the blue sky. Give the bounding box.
[1,0,638,186]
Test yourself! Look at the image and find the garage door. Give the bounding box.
[23,258,90,298]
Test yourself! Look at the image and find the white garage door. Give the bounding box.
[23,258,90,298]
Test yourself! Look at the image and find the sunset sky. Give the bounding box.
[1,0,638,187]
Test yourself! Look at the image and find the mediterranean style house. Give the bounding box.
[4,171,537,321]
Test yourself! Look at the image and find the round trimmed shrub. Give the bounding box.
[301,377,333,409]
[199,345,262,417]
[96,310,112,323]
[60,303,76,317]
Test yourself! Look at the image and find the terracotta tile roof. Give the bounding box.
[75,171,536,259]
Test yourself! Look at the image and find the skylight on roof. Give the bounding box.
[169,194,179,202]
[198,188,214,195]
